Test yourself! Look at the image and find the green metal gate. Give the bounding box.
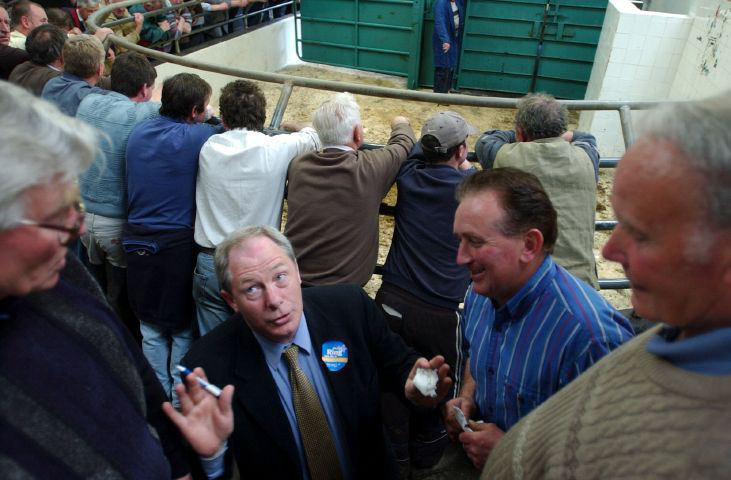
[295,0,607,99]
[456,0,608,99]
[295,0,425,88]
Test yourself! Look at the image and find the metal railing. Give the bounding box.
[89,0,662,290]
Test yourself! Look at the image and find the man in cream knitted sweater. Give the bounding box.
[483,93,731,479]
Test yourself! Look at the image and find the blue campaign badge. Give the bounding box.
[321,341,348,372]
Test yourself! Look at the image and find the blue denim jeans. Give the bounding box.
[192,252,233,336]
[140,322,194,407]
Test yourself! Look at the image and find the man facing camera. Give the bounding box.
[446,168,633,470]
[182,225,452,479]
[475,93,601,287]
[483,94,731,480]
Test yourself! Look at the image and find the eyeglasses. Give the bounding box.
[17,201,86,246]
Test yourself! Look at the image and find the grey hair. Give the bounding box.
[312,92,361,146]
[0,81,97,229]
[515,92,568,140]
[214,225,296,294]
[639,93,731,230]
[76,0,100,8]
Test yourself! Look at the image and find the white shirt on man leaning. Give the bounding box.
[194,127,321,248]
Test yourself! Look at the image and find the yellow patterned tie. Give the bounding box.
[283,344,343,480]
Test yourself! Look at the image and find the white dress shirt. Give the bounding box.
[194,127,320,247]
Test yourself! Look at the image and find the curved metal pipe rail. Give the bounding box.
[90,0,662,110]
[87,0,632,290]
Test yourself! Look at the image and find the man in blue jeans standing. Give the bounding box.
[124,72,220,406]
[193,80,320,336]
[432,0,464,93]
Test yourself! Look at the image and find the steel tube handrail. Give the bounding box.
[90,0,663,110]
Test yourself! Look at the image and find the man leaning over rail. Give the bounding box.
[285,91,416,287]
[475,92,600,288]
[446,168,633,471]
[193,79,320,336]
[124,72,221,407]
[75,51,160,341]
[483,93,731,480]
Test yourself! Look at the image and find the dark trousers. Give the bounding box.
[87,261,141,343]
[375,283,464,477]
[433,66,453,93]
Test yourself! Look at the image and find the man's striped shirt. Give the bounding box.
[463,256,633,431]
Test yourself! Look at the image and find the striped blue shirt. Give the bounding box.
[463,256,633,431]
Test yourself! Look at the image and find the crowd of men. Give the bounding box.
[0,0,290,82]
[1,8,730,477]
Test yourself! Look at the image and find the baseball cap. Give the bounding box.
[420,111,477,153]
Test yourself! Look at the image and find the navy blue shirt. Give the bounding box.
[126,115,219,229]
[381,143,475,309]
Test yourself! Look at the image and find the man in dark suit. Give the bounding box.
[180,225,451,479]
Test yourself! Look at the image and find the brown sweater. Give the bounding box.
[9,61,61,96]
[284,122,415,286]
[483,326,731,479]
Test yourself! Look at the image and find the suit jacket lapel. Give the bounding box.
[305,302,358,438]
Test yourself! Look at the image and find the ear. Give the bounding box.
[519,228,544,263]
[353,124,364,147]
[516,127,527,142]
[220,289,238,312]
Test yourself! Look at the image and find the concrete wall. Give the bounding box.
[155,18,302,104]
[668,0,731,100]
[580,0,730,157]
[578,0,692,156]
[647,0,693,15]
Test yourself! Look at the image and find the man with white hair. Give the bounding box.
[65,0,100,32]
[8,0,46,50]
[0,80,234,479]
[482,94,731,479]
[284,92,415,286]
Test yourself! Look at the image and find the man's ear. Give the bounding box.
[516,127,527,142]
[21,15,31,31]
[520,228,544,263]
[220,290,238,312]
[353,124,364,147]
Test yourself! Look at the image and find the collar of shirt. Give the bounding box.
[647,325,731,375]
[321,144,354,152]
[494,255,556,325]
[251,313,312,371]
[47,64,62,72]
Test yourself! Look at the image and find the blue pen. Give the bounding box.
[175,365,222,397]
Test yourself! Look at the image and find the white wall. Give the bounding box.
[580,0,731,157]
[668,0,731,99]
[647,0,693,15]
[579,0,692,156]
[154,18,302,102]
